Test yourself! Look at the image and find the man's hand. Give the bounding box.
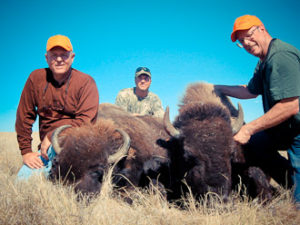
[233,125,252,145]
[40,135,51,160]
[234,97,299,145]
[22,152,43,169]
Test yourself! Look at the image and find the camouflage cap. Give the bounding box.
[135,67,151,78]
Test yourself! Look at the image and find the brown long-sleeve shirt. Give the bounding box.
[15,68,99,155]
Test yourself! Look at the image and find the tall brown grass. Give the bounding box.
[0,132,299,225]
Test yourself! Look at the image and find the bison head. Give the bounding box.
[161,83,244,199]
[49,119,130,196]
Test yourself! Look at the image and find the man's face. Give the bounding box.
[236,26,264,58]
[46,47,74,76]
[135,74,151,92]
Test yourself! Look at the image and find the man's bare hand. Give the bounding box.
[40,135,51,160]
[233,125,252,145]
[22,152,43,169]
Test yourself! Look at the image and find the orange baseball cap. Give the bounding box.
[46,34,73,51]
[231,15,263,42]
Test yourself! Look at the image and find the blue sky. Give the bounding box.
[0,0,299,132]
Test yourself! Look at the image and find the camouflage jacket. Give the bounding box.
[115,87,164,118]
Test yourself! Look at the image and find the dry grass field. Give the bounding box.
[0,132,299,225]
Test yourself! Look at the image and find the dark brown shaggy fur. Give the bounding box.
[50,103,172,196]
[168,82,274,202]
[173,94,234,199]
[50,118,124,194]
[97,103,171,188]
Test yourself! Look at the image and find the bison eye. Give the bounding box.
[90,170,104,182]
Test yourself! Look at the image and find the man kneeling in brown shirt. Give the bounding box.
[15,35,99,179]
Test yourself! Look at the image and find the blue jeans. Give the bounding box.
[244,130,300,207]
[288,136,300,208]
[17,146,56,180]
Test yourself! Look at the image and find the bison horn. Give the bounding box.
[51,125,72,154]
[107,129,131,164]
[231,102,244,135]
[163,106,181,138]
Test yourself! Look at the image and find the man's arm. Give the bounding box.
[69,77,99,126]
[15,75,44,168]
[214,85,258,99]
[151,95,165,118]
[115,90,129,112]
[234,97,299,144]
[40,135,52,161]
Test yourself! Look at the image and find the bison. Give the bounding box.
[49,85,274,203]
[49,118,131,195]
[162,82,274,202]
[49,103,173,197]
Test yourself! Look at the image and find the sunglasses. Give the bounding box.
[236,26,259,48]
[136,67,150,73]
[48,52,72,61]
[136,75,151,81]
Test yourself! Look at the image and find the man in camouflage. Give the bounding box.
[115,67,164,118]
